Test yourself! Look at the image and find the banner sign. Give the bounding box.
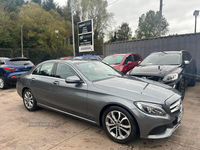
[78,20,94,52]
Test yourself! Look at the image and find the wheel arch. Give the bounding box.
[99,104,140,135]
[22,87,30,97]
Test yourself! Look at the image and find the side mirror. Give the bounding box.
[138,61,141,65]
[65,76,83,83]
[127,61,132,66]
[184,60,190,65]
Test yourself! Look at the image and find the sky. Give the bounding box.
[54,0,200,37]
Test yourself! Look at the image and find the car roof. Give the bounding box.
[74,55,100,58]
[107,53,139,56]
[39,59,100,65]
[151,50,188,55]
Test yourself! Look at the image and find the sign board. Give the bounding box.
[78,20,94,52]
[78,20,92,34]
[79,33,93,52]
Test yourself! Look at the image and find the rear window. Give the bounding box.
[9,60,33,66]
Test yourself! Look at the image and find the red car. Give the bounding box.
[103,53,142,74]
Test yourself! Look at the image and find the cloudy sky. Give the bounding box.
[54,0,200,36]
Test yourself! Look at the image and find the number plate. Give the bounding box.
[177,111,183,123]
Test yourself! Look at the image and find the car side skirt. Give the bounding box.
[37,103,98,125]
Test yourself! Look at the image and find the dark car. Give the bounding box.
[0,57,34,89]
[127,50,197,99]
[103,53,142,74]
[16,60,183,144]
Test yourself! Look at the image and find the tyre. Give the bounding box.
[23,89,38,111]
[188,70,196,86]
[177,78,185,100]
[102,106,137,144]
[0,76,8,89]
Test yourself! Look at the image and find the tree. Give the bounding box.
[116,22,132,41]
[18,2,72,53]
[31,0,41,5]
[0,0,25,13]
[71,0,114,54]
[42,0,57,11]
[135,10,169,39]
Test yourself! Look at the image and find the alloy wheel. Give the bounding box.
[105,110,131,140]
[24,91,34,109]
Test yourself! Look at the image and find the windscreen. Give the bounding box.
[103,55,124,65]
[140,53,181,65]
[75,61,122,81]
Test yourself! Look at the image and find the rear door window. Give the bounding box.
[133,55,141,62]
[32,63,54,76]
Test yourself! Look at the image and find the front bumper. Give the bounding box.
[131,98,183,139]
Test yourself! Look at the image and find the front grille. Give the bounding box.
[170,99,182,114]
[135,75,162,81]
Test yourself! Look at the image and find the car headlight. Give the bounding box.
[163,73,178,82]
[135,102,166,116]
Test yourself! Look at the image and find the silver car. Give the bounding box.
[16,60,183,144]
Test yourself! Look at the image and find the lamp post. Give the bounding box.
[158,0,163,37]
[71,0,76,56]
[55,30,59,58]
[193,10,199,33]
[21,25,24,57]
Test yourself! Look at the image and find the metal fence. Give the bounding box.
[0,48,73,65]
[104,33,200,76]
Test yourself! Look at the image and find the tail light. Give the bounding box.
[32,65,35,68]
[11,76,16,78]
[17,76,20,81]
[4,67,17,71]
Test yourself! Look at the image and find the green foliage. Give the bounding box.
[0,0,111,60]
[32,0,41,5]
[116,22,132,41]
[135,10,169,39]
[18,2,72,51]
[42,0,57,11]
[72,0,113,54]
[0,0,25,12]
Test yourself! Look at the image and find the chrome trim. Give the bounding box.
[146,122,181,139]
[170,99,182,113]
[37,103,97,124]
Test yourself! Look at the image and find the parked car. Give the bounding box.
[0,57,34,89]
[17,60,183,144]
[73,55,102,61]
[59,56,74,60]
[127,50,197,99]
[102,53,142,74]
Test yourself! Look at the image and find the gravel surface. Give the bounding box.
[0,83,200,150]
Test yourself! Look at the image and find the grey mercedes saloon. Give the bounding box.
[16,60,183,144]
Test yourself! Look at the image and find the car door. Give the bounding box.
[50,63,87,118]
[29,62,54,106]
[123,55,137,73]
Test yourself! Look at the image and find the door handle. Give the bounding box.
[53,81,59,85]
[30,78,35,82]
